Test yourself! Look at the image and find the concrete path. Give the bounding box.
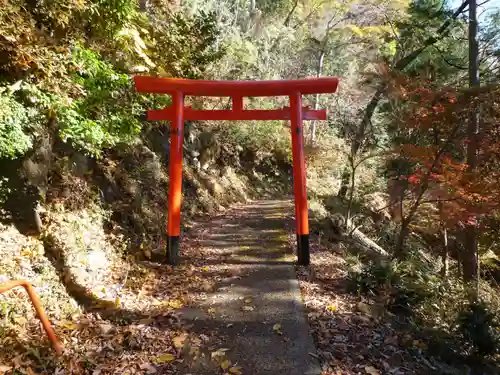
[178,200,320,375]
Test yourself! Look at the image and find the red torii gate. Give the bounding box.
[133,76,339,266]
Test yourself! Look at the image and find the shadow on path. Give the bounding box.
[175,199,320,375]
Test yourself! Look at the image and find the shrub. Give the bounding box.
[223,120,291,160]
[457,301,500,357]
[58,46,143,156]
[347,260,399,295]
[346,256,437,316]
[0,91,32,159]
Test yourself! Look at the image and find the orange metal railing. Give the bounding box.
[0,280,62,355]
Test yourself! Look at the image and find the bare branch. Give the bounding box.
[478,0,494,6]
[283,0,298,27]
[432,45,468,70]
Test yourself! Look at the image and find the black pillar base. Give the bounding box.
[166,235,180,265]
[296,234,310,266]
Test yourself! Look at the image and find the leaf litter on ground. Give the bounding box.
[289,229,492,375]
[0,217,233,375]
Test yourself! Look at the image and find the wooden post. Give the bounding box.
[290,92,309,266]
[167,92,185,265]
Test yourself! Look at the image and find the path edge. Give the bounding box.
[288,275,322,375]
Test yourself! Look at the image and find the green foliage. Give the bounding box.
[394,0,467,78]
[0,91,32,159]
[0,177,12,205]
[1,0,225,160]
[86,0,138,37]
[256,0,295,17]
[457,302,500,356]
[347,250,500,360]
[147,9,225,78]
[224,120,291,159]
[58,46,143,156]
[347,260,400,295]
[347,256,442,316]
[23,0,137,38]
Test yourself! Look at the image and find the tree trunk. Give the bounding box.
[346,157,356,222]
[337,0,470,198]
[245,0,256,31]
[284,0,298,26]
[441,227,449,278]
[338,87,384,198]
[310,49,326,144]
[463,0,479,283]
[349,225,388,257]
[395,218,410,256]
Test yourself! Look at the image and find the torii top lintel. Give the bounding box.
[133,76,339,122]
[133,76,339,97]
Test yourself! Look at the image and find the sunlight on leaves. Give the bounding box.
[365,365,380,375]
[60,320,77,330]
[164,299,183,309]
[153,353,175,364]
[327,304,338,313]
[211,348,229,359]
[229,366,243,374]
[220,359,231,370]
[173,333,188,349]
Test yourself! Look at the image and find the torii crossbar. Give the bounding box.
[134,76,339,266]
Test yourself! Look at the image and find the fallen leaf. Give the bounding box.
[138,318,154,325]
[61,321,77,330]
[365,365,380,375]
[139,362,157,374]
[357,302,371,314]
[220,359,230,370]
[242,306,254,311]
[154,353,175,364]
[211,348,229,359]
[244,297,252,304]
[229,365,242,374]
[412,339,428,349]
[173,333,188,349]
[201,266,210,272]
[327,304,338,312]
[384,336,398,345]
[167,299,183,309]
[14,316,27,325]
[272,323,282,335]
[189,346,200,356]
[208,307,216,314]
[99,323,113,334]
